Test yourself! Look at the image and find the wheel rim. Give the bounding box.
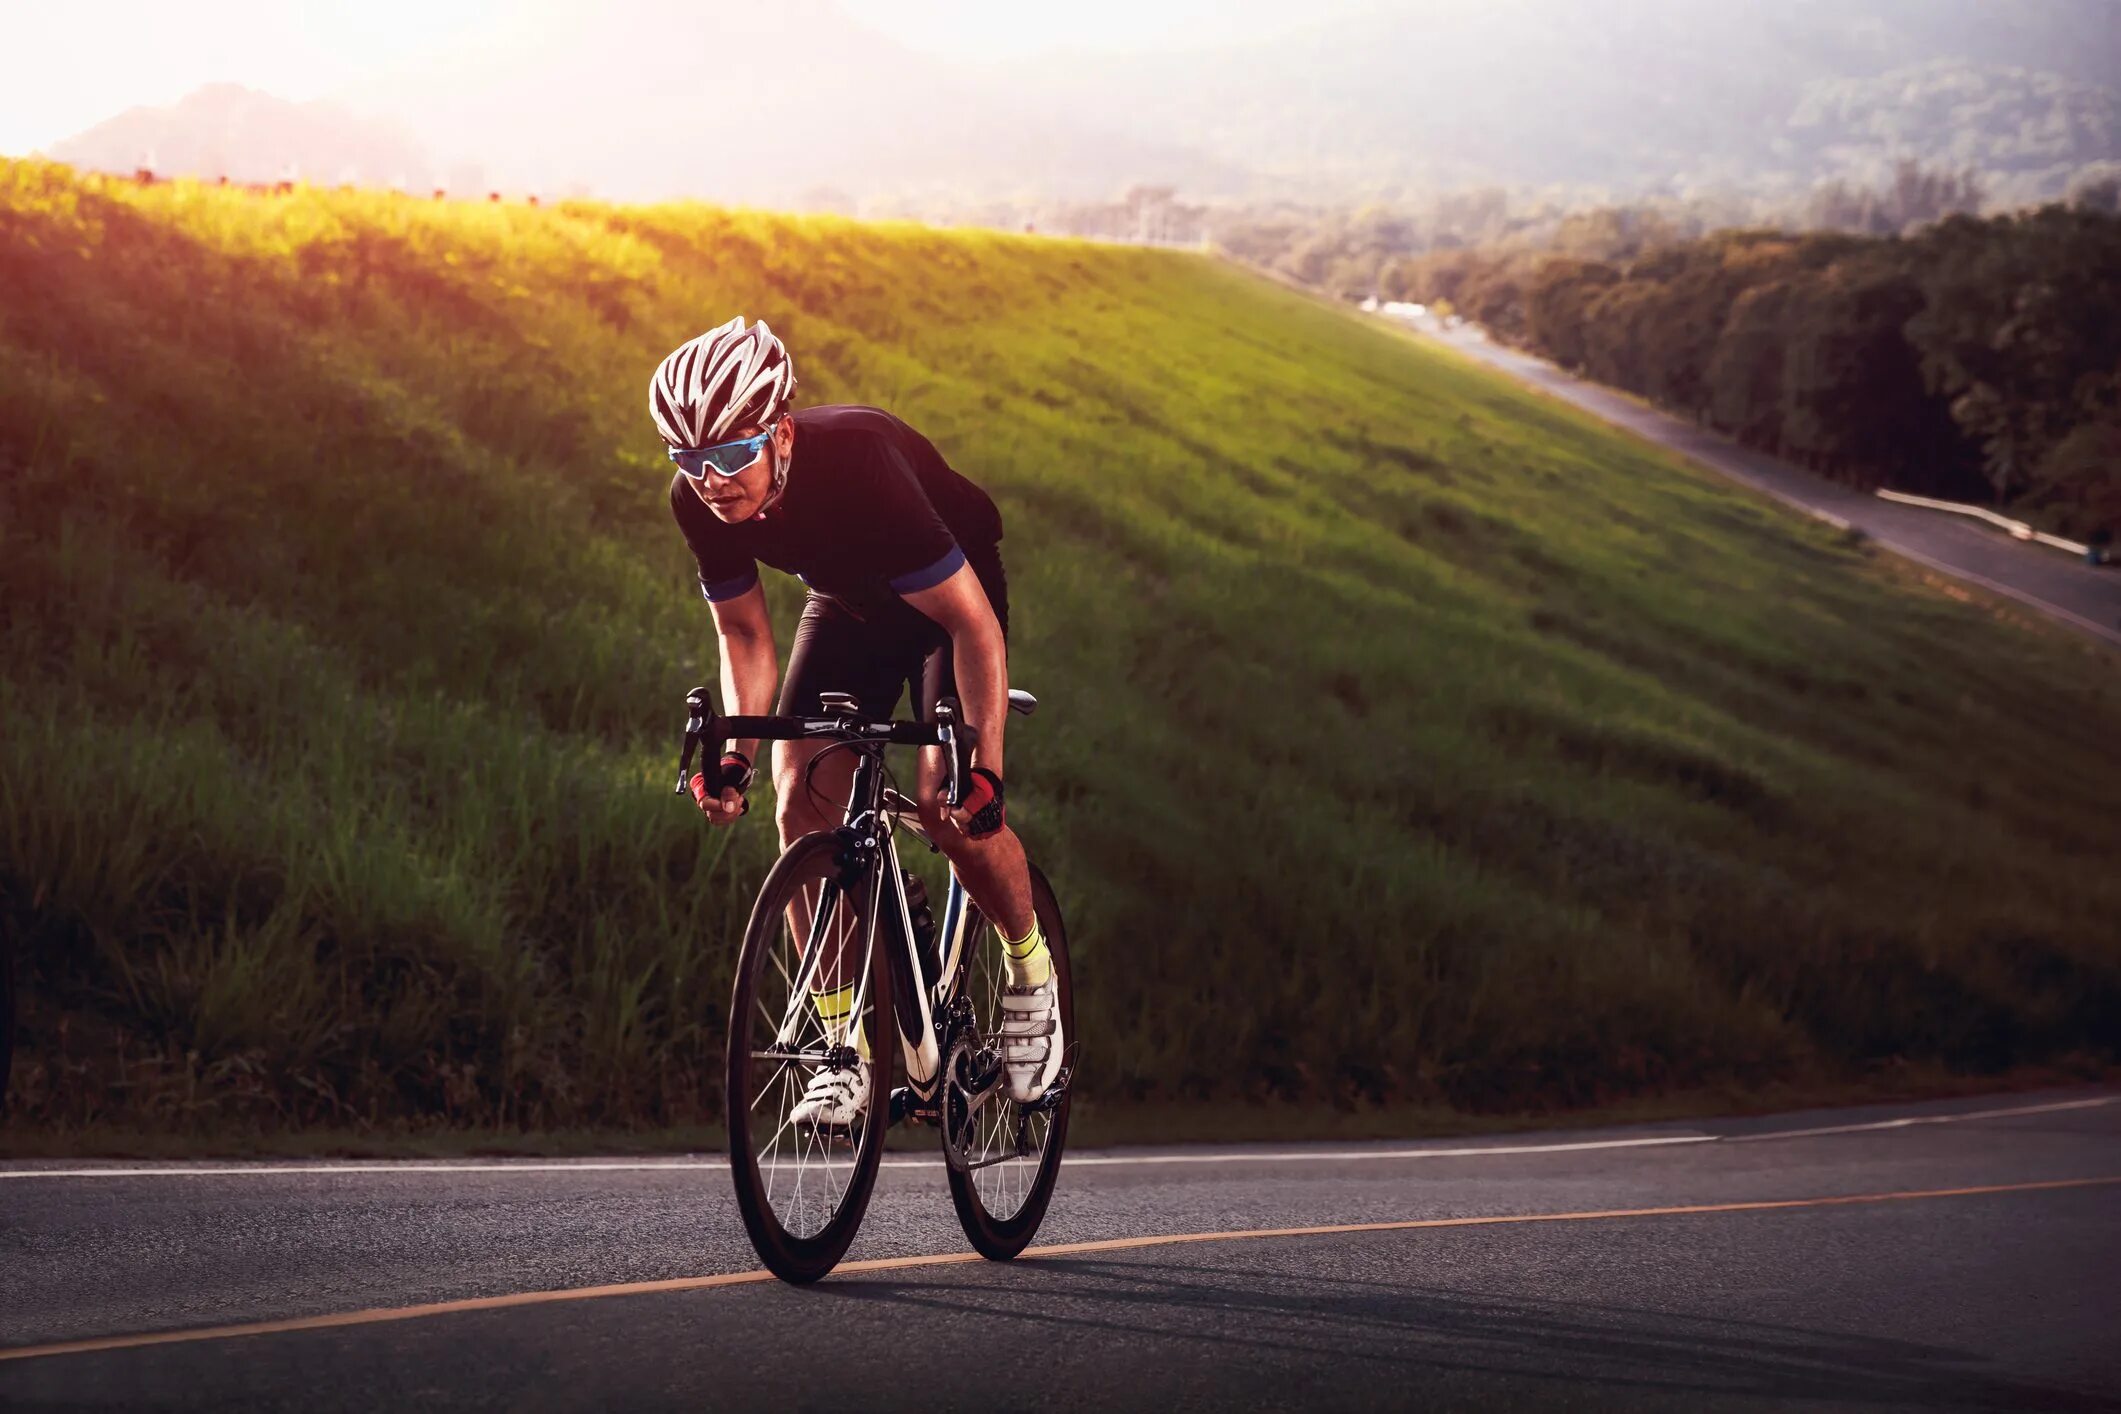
[738,854,883,1243]
[950,909,1063,1224]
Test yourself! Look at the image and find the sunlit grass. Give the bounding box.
[2,158,2117,1137]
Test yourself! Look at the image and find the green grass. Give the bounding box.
[2,159,2118,1144]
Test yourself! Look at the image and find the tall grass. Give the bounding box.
[2,158,2117,1135]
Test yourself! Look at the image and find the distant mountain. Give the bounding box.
[984,0,2121,201]
[45,83,442,189]
[39,0,2121,209]
[1788,61,2119,203]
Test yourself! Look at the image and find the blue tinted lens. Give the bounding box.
[669,433,768,479]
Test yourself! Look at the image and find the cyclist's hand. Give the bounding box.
[690,752,754,826]
[948,766,1006,841]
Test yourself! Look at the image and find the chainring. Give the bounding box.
[938,1026,1008,1173]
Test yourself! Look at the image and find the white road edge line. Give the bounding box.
[0,1135,1712,1180]
[3,1095,2110,1180]
[1059,1136,1714,1166]
[1724,1094,2118,1142]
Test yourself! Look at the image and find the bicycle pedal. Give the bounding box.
[1022,1066,1073,1114]
[888,1085,941,1127]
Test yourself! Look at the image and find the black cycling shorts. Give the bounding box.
[776,543,1008,725]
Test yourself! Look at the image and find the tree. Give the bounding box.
[2020,412,2121,539]
[1577,281,1665,394]
[1459,265,1530,340]
[1906,207,2121,499]
[1777,257,1968,490]
[2068,163,2121,214]
[1634,244,1740,420]
[1525,258,1618,369]
[1708,282,1799,451]
[1805,159,1985,236]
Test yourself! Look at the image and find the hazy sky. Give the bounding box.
[834,0,1356,58]
[1,0,1361,157]
[3,1,505,154]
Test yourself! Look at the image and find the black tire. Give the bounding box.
[945,862,1074,1260]
[726,832,894,1284]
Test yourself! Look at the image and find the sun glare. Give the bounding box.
[837,0,1366,58]
[1,0,509,156]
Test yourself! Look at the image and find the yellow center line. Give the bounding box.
[4,1174,2114,1365]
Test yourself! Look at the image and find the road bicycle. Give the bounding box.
[675,685,1075,1284]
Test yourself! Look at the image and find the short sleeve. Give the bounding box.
[868,441,963,597]
[699,564,761,602]
[670,475,759,602]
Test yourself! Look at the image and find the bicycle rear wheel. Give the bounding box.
[944,862,1074,1260]
[726,832,894,1284]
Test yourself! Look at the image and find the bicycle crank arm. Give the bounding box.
[1018,1065,1073,1115]
[955,1074,1006,1118]
[888,1086,941,1128]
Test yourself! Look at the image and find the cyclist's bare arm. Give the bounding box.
[901,561,1034,939]
[709,582,779,769]
[900,562,1007,778]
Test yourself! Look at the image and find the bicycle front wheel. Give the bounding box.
[726,832,894,1284]
[944,861,1074,1259]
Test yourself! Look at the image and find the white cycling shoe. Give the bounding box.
[1000,975,1064,1105]
[790,1064,869,1128]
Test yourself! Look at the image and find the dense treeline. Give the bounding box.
[1205,158,2121,306]
[1397,207,2121,538]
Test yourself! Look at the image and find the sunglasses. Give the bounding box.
[668,429,773,479]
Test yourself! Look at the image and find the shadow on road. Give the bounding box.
[830,1255,2116,1411]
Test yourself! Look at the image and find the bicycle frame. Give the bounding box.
[826,746,978,1099]
[678,684,1035,1109]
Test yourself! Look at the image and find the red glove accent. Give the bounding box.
[690,754,752,815]
[960,765,1005,838]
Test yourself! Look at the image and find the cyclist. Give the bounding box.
[655,316,1061,1127]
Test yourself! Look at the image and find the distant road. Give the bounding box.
[5,1090,2119,1410]
[1416,323,2121,650]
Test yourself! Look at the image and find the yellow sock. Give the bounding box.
[811,983,870,1060]
[998,917,1051,988]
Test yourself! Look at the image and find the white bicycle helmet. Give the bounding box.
[649,316,799,447]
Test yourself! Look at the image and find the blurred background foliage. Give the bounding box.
[1387,197,2121,538]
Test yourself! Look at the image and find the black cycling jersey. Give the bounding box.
[669,404,1003,626]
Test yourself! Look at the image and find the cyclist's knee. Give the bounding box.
[772,743,845,842]
[774,775,828,842]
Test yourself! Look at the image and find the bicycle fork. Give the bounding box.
[882,833,944,1093]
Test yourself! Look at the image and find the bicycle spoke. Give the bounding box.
[735,842,884,1247]
[950,886,1063,1226]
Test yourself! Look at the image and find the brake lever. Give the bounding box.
[675,685,713,795]
[933,697,980,809]
[934,700,961,808]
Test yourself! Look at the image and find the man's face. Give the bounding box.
[690,417,790,522]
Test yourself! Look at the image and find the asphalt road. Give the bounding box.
[1417,323,2121,649]
[4,1089,2118,1411]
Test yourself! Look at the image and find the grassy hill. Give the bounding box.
[2,159,2117,1142]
